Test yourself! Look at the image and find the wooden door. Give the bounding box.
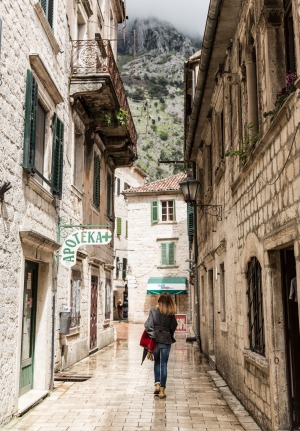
[20,261,38,396]
[281,249,300,429]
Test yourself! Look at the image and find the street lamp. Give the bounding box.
[179,176,222,221]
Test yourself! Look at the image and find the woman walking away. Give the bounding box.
[144,292,178,399]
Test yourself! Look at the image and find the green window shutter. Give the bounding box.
[122,258,127,281]
[187,203,194,237]
[93,153,100,208]
[161,243,167,265]
[168,242,175,265]
[116,257,119,279]
[51,114,64,196]
[40,0,54,28]
[116,217,122,236]
[161,242,175,265]
[151,201,159,223]
[125,220,128,239]
[106,172,112,217]
[23,69,38,173]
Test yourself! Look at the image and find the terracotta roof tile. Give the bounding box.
[125,172,186,194]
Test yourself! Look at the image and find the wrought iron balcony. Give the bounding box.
[70,37,137,167]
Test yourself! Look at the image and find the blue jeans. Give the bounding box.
[153,343,171,387]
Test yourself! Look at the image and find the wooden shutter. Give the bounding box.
[172,200,176,221]
[116,217,122,236]
[168,242,175,265]
[40,0,54,28]
[161,243,167,265]
[161,242,175,265]
[117,178,121,195]
[23,69,38,173]
[93,153,100,208]
[151,201,159,223]
[51,113,64,196]
[116,257,119,279]
[106,172,112,217]
[187,203,194,238]
[122,258,127,281]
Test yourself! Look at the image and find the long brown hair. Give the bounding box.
[157,292,176,316]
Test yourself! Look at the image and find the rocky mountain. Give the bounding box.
[118,18,201,180]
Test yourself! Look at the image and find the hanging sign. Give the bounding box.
[61,229,112,268]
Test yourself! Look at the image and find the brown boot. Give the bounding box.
[159,386,166,399]
[154,382,160,395]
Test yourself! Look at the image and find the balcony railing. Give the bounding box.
[71,38,137,145]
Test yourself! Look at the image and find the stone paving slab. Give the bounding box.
[1,323,262,431]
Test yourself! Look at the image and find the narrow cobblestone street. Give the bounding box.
[1,323,262,431]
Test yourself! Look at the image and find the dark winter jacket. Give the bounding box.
[144,307,178,345]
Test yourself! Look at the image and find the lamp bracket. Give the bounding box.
[196,204,222,221]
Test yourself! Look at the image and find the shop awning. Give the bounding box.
[147,277,187,295]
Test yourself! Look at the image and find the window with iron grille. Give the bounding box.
[70,270,81,328]
[247,257,265,355]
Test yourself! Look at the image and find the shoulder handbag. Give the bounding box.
[140,329,156,352]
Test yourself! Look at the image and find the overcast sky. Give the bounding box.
[125,0,210,37]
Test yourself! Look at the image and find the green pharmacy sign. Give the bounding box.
[61,229,112,267]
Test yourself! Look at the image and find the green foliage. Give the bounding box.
[225,123,259,161]
[150,124,157,132]
[116,108,129,126]
[159,130,169,141]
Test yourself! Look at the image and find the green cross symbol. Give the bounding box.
[102,231,112,242]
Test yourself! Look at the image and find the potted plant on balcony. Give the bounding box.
[263,72,297,121]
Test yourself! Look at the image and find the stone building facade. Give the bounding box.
[112,166,146,320]
[0,0,136,426]
[184,1,300,430]
[124,173,190,325]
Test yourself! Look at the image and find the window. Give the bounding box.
[187,203,194,248]
[93,152,100,208]
[116,217,122,236]
[23,70,64,196]
[115,257,120,279]
[151,201,159,224]
[284,0,296,74]
[161,200,175,222]
[161,242,175,266]
[74,131,84,192]
[125,220,128,239]
[122,258,127,280]
[219,263,226,322]
[105,279,111,319]
[151,200,176,224]
[116,178,121,195]
[70,270,81,328]
[106,171,113,218]
[40,0,54,28]
[247,257,265,355]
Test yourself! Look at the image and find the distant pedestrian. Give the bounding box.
[117,299,123,323]
[144,292,178,399]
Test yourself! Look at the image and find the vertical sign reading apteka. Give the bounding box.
[61,229,112,267]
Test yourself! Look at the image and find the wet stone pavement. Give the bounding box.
[2,323,262,431]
